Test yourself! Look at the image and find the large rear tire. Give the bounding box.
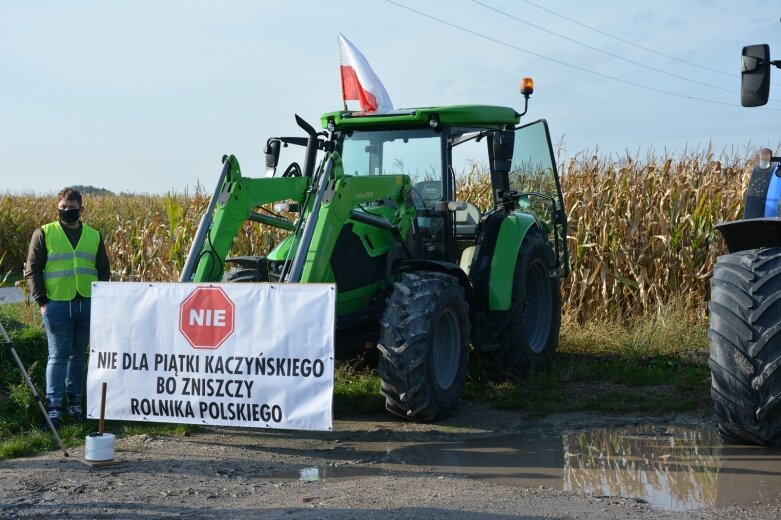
[708,248,781,446]
[377,272,470,421]
[476,227,561,378]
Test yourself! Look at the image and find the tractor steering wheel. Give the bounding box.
[408,187,444,236]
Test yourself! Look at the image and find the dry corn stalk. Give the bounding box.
[0,146,762,322]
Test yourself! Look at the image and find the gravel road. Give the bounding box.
[1,404,778,519]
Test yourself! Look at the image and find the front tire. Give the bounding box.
[222,256,269,283]
[708,248,781,446]
[377,272,470,421]
[476,227,561,378]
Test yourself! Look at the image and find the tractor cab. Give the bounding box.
[322,107,568,277]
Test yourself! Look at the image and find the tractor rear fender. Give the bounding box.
[470,211,540,312]
[716,218,781,253]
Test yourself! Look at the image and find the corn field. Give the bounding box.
[0,148,757,322]
[455,148,753,321]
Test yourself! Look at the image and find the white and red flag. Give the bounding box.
[338,33,393,113]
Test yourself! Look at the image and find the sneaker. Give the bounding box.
[67,405,84,423]
[46,408,61,429]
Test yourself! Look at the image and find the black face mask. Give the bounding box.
[58,208,81,223]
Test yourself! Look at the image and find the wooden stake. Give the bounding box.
[99,382,107,435]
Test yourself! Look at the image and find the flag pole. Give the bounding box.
[338,33,347,111]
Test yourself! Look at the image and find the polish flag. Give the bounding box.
[338,33,393,113]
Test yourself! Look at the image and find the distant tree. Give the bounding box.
[69,185,115,197]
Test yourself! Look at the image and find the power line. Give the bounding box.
[517,0,778,85]
[383,0,781,111]
[471,0,757,99]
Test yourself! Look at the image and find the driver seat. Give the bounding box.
[415,180,443,208]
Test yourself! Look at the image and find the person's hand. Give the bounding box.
[39,304,47,316]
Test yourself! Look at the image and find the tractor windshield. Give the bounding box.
[339,128,444,203]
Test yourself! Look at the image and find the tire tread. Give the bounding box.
[709,248,781,446]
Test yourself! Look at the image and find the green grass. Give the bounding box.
[330,348,712,421]
[1,300,713,459]
[464,353,711,418]
[460,303,711,417]
[333,359,385,415]
[0,421,197,459]
[0,304,197,459]
[0,304,48,443]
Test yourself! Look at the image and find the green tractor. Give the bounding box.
[180,83,569,421]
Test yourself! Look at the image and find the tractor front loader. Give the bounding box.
[180,85,569,421]
[708,44,781,446]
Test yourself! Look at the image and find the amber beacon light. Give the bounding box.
[520,77,534,97]
[518,77,534,117]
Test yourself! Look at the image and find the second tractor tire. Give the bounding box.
[708,247,781,446]
[377,271,470,421]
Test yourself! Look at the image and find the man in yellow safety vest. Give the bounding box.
[24,187,111,428]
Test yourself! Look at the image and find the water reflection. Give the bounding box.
[562,426,720,510]
[338,425,781,511]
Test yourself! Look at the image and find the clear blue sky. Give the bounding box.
[2,0,779,194]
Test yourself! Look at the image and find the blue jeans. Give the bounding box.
[43,299,91,409]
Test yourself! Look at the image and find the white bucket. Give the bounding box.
[85,433,115,461]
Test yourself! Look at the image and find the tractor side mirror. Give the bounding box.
[492,129,515,173]
[264,139,282,176]
[741,44,771,107]
[491,129,516,207]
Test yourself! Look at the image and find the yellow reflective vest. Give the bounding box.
[42,222,100,301]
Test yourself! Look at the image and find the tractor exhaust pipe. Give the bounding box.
[296,114,320,178]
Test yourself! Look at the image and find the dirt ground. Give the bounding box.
[0,403,778,520]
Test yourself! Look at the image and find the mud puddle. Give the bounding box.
[278,425,781,511]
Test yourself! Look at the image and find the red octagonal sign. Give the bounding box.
[179,287,235,349]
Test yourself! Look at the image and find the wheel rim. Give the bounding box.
[523,259,552,354]
[433,308,461,389]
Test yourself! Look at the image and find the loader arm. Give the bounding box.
[190,155,310,282]
[189,151,415,286]
[297,173,414,283]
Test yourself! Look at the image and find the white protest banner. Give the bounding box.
[87,282,335,431]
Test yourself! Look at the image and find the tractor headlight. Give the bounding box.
[760,148,772,169]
